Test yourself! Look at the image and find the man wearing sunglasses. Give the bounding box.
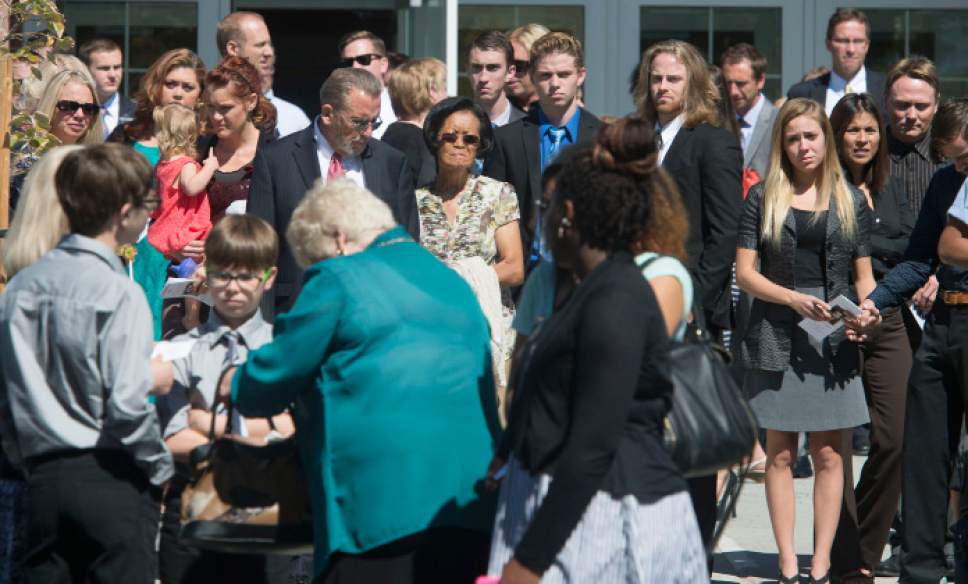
[506,24,550,113]
[338,30,396,139]
[482,31,603,270]
[248,67,417,321]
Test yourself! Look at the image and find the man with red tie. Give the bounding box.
[248,67,417,319]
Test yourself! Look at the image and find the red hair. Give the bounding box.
[204,56,276,135]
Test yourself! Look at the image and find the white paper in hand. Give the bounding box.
[225,199,247,215]
[161,277,214,306]
[797,294,859,342]
[947,176,968,225]
[152,340,196,361]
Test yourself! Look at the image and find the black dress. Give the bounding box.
[381,121,436,188]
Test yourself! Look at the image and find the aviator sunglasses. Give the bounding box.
[55,100,101,116]
[339,53,384,68]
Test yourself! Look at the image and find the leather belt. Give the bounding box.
[942,290,968,305]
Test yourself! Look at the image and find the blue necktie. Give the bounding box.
[533,127,568,263]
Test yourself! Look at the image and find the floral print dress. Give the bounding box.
[417,175,520,357]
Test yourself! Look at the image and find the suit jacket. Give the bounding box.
[482,107,604,259]
[661,122,743,331]
[507,104,527,125]
[744,98,778,179]
[119,95,136,123]
[786,70,886,110]
[248,124,418,319]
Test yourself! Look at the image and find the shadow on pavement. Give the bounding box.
[713,550,814,580]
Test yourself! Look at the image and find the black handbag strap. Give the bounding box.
[634,254,711,342]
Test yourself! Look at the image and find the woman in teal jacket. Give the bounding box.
[226,179,501,583]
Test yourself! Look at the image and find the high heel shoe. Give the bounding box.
[807,572,830,584]
[777,573,799,584]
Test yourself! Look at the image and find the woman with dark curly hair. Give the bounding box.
[417,96,523,409]
[486,117,706,584]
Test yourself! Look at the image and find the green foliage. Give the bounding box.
[2,0,75,158]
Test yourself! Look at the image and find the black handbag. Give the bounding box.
[637,256,759,478]
[179,403,314,555]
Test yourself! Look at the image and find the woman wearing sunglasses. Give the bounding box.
[417,96,524,419]
[10,69,102,214]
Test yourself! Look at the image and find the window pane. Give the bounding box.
[640,7,707,57]
[863,10,905,77]
[63,2,125,50]
[712,8,783,101]
[458,5,584,97]
[128,3,197,70]
[910,10,968,98]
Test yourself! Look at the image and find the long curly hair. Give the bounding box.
[551,117,688,261]
[120,49,206,143]
[634,40,721,130]
[203,56,276,135]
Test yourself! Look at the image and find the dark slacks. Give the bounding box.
[158,477,292,584]
[315,527,489,584]
[899,303,968,583]
[23,450,160,584]
[832,308,912,573]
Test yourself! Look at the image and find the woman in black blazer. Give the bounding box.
[829,93,916,583]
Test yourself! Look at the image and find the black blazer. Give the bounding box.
[786,70,886,109]
[119,94,136,122]
[661,122,743,331]
[381,121,436,188]
[482,107,604,259]
[248,124,418,319]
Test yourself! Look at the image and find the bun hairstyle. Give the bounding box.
[553,117,688,260]
[205,56,277,135]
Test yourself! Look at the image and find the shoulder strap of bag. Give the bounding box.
[635,254,710,342]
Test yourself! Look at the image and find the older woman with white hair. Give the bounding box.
[220,179,501,584]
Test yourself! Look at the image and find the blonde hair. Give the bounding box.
[15,56,96,113]
[530,31,584,70]
[635,40,721,129]
[34,70,104,145]
[286,179,396,268]
[508,23,550,53]
[154,103,199,158]
[761,97,856,247]
[3,145,84,278]
[387,57,446,121]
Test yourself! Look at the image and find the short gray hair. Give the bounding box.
[286,179,396,267]
[318,68,382,111]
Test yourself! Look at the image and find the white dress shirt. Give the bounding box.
[265,89,311,138]
[491,95,513,127]
[655,113,685,165]
[374,87,397,140]
[825,66,868,115]
[101,92,120,139]
[738,93,767,153]
[312,117,365,189]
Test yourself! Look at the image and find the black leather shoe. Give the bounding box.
[874,552,899,577]
[793,453,813,479]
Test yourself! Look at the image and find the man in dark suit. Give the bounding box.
[78,38,135,139]
[787,8,885,115]
[248,68,417,318]
[638,38,743,559]
[483,31,603,268]
[468,31,526,127]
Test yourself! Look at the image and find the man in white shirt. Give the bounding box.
[78,38,135,140]
[786,8,885,115]
[217,11,310,138]
[468,31,525,127]
[338,31,397,139]
[721,43,778,179]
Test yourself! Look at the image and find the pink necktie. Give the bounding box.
[328,152,346,181]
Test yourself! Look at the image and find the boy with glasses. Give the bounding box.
[154,214,296,583]
[338,30,396,138]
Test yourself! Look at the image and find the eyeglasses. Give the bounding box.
[207,268,273,288]
[347,115,382,132]
[55,100,100,116]
[339,53,384,68]
[439,133,481,147]
[513,60,530,74]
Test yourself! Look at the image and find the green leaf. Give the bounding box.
[31,65,42,79]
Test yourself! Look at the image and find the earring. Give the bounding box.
[557,217,572,238]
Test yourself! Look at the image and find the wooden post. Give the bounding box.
[0,2,11,231]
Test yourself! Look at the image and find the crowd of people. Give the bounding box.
[1,6,967,584]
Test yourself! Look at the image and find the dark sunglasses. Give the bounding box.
[55,100,100,116]
[339,53,384,68]
[439,133,481,147]
[513,60,530,74]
